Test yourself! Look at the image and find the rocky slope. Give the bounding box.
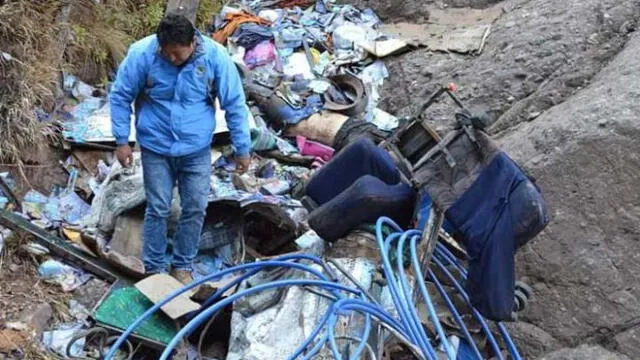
[366,0,640,358]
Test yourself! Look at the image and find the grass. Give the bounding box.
[0,1,59,165]
[0,0,224,166]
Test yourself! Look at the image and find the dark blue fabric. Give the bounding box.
[445,152,548,321]
[306,138,401,205]
[277,94,323,125]
[306,138,415,242]
[309,175,416,242]
[233,23,273,49]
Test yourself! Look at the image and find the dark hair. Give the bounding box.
[157,13,195,47]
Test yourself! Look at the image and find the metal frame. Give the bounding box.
[378,84,472,306]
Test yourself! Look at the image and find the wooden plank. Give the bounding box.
[54,0,73,98]
[135,274,201,320]
[166,0,200,25]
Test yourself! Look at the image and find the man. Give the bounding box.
[110,13,251,284]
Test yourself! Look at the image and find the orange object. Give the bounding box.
[212,12,271,45]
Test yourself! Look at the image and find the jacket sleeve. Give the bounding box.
[213,46,251,157]
[110,45,148,145]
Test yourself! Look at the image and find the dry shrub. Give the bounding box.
[65,0,165,84]
[65,0,224,84]
[197,0,226,30]
[0,0,225,164]
[0,1,60,164]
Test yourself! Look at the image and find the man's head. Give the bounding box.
[157,13,196,66]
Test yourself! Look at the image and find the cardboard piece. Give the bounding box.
[361,38,409,58]
[111,209,144,259]
[380,5,504,54]
[135,274,201,320]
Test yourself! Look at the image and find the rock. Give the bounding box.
[379,0,640,133]
[528,111,542,120]
[615,325,640,359]
[538,345,630,360]
[506,321,562,359]
[18,302,52,338]
[72,278,110,310]
[498,32,640,345]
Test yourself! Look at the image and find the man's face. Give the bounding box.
[161,40,195,66]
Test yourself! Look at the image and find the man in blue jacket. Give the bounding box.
[110,13,251,284]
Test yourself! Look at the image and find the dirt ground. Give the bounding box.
[0,143,78,358]
[0,258,68,325]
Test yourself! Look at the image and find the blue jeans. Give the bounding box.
[306,138,416,242]
[141,146,211,273]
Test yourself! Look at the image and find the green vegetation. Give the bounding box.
[0,0,224,163]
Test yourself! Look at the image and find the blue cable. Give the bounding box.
[159,280,364,359]
[104,215,523,359]
[289,309,333,360]
[426,267,483,359]
[378,231,420,345]
[395,230,439,359]
[331,299,412,341]
[431,254,504,359]
[301,333,329,360]
[197,253,341,314]
[407,232,457,359]
[435,244,523,360]
[497,322,522,359]
[384,233,429,353]
[326,295,372,360]
[105,260,337,359]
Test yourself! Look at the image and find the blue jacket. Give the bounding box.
[110,33,251,157]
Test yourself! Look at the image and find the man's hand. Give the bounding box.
[235,155,251,174]
[116,144,133,168]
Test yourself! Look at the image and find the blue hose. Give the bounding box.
[431,254,504,359]
[435,244,523,360]
[326,295,372,360]
[196,253,340,314]
[300,333,329,360]
[330,299,413,342]
[407,232,457,359]
[395,230,439,359]
[288,309,333,360]
[105,260,338,359]
[378,231,420,344]
[426,267,483,359]
[105,216,523,360]
[159,280,364,359]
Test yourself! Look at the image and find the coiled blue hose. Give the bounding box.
[105,259,338,359]
[161,281,423,360]
[435,244,523,360]
[104,218,523,360]
[407,232,458,359]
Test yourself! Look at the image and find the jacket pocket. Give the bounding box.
[181,60,211,104]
